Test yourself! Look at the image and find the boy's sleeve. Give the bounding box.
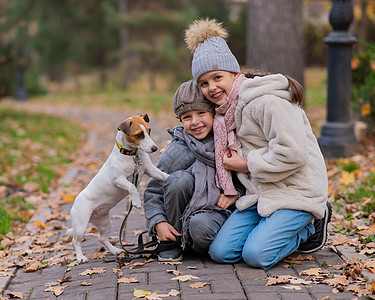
[143,139,195,236]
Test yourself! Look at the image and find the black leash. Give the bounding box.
[116,154,180,259]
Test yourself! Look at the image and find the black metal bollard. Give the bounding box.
[318,0,359,158]
[14,48,28,101]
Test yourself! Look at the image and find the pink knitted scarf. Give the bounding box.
[214,74,246,196]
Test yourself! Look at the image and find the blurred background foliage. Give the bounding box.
[0,0,374,103]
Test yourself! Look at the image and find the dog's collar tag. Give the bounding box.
[116,141,137,156]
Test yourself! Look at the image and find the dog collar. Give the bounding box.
[116,141,137,156]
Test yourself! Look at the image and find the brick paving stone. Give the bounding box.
[247,292,280,300]
[278,292,313,300]
[86,288,117,300]
[181,292,247,300]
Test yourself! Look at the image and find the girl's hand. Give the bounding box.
[155,222,181,241]
[216,193,239,209]
[223,149,249,173]
[160,140,171,154]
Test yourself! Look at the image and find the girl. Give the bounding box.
[184,18,331,270]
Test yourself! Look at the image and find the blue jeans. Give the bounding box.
[208,205,314,270]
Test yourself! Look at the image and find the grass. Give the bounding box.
[0,108,85,192]
[29,89,175,116]
[304,67,327,107]
[0,196,36,235]
[0,107,85,236]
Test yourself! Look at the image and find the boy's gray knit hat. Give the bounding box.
[173,79,215,119]
[185,19,240,82]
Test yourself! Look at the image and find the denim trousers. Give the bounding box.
[163,170,227,255]
[208,205,314,270]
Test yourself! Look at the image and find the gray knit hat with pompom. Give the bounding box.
[185,18,240,82]
[173,79,215,119]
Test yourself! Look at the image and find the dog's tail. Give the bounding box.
[66,228,74,236]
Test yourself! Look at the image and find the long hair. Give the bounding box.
[244,69,304,106]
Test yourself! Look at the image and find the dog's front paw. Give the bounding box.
[131,196,142,209]
[76,254,89,263]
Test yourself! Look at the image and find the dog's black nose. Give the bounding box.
[151,145,158,152]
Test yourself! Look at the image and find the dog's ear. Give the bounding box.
[142,114,149,123]
[117,120,132,136]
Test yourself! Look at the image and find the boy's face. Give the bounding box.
[180,110,214,140]
[198,71,239,106]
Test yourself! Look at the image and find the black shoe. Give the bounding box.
[298,202,332,254]
[157,247,183,262]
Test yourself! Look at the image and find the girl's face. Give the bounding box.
[180,110,214,140]
[198,71,239,106]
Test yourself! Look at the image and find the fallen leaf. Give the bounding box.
[281,285,302,290]
[44,285,69,296]
[130,259,153,269]
[144,294,162,300]
[339,171,356,185]
[6,292,23,299]
[79,267,106,276]
[118,276,139,283]
[166,269,182,276]
[62,194,75,203]
[81,281,92,286]
[299,268,330,276]
[32,220,44,227]
[168,289,180,296]
[59,276,72,283]
[190,282,209,288]
[170,274,199,282]
[323,277,350,287]
[347,283,369,297]
[363,259,375,273]
[133,289,151,298]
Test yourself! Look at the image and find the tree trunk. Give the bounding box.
[356,0,368,52]
[246,0,304,87]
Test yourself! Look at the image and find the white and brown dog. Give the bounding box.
[67,113,168,263]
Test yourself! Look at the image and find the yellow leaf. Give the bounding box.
[88,164,98,170]
[62,195,75,203]
[133,289,151,298]
[339,171,356,185]
[361,104,371,116]
[32,220,43,227]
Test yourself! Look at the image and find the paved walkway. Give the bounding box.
[0,103,372,300]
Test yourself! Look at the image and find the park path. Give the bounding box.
[0,101,371,300]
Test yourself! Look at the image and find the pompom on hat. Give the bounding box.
[185,18,240,82]
[173,79,215,119]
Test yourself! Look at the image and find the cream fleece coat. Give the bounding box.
[235,74,327,218]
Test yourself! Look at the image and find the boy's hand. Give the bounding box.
[223,149,249,173]
[216,193,239,209]
[155,222,181,241]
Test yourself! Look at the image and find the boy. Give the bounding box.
[143,80,243,262]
